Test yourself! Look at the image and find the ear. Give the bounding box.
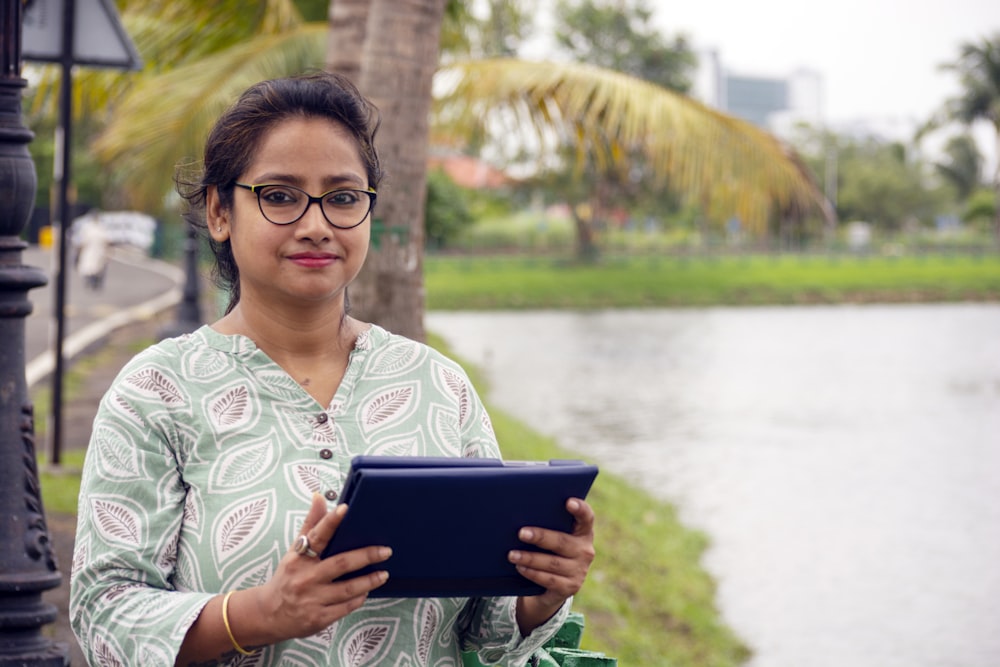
[206,186,231,242]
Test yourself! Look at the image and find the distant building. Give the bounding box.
[692,49,823,138]
[427,154,511,189]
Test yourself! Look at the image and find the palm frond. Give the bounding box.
[436,58,833,230]
[92,24,328,210]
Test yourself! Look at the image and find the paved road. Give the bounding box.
[21,244,184,387]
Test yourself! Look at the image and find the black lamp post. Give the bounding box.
[159,222,203,339]
[0,0,70,663]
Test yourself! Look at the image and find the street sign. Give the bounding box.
[23,0,141,69]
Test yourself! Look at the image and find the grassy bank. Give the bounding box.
[425,252,1000,309]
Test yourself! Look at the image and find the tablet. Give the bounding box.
[320,456,599,598]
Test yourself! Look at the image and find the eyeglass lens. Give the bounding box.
[255,184,372,227]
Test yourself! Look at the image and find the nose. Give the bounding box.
[294,199,331,241]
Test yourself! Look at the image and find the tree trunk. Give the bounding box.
[333,0,445,342]
[994,129,1000,246]
[325,0,370,82]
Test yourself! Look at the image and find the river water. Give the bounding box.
[427,304,1000,667]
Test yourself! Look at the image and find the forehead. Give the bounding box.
[248,116,366,177]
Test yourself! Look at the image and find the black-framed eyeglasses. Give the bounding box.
[234,183,377,229]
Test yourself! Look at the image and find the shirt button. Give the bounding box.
[319,449,333,459]
[316,413,329,424]
[325,489,338,501]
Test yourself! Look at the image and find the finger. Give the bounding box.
[512,560,578,599]
[319,544,393,581]
[299,493,329,537]
[517,526,579,558]
[330,568,391,601]
[566,498,596,536]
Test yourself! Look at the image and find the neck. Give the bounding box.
[214,297,360,361]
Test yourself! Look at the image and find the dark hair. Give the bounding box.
[176,71,383,313]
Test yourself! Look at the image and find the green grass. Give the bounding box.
[426,252,1000,309]
[38,449,86,515]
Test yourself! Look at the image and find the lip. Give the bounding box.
[287,252,340,268]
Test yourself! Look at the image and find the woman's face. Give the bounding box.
[208,116,372,312]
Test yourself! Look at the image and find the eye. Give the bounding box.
[259,185,302,206]
[324,190,362,207]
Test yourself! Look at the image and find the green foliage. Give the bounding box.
[38,450,87,515]
[424,169,474,249]
[941,32,1000,129]
[964,188,998,225]
[553,0,696,93]
[448,210,575,252]
[291,0,327,22]
[461,0,535,58]
[425,253,1000,310]
[791,125,954,232]
[25,107,115,211]
[935,133,985,201]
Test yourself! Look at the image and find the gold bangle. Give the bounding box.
[221,590,255,656]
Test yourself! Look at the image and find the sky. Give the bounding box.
[652,0,999,128]
[523,0,1000,168]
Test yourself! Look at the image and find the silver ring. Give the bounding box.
[293,534,319,558]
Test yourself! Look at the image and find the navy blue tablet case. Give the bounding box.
[320,456,599,598]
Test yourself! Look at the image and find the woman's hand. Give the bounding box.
[251,494,393,642]
[176,495,391,664]
[509,497,596,635]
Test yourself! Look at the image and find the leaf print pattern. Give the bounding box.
[155,527,180,578]
[370,342,422,377]
[361,383,417,434]
[91,632,126,667]
[269,650,314,667]
[91,496,142,547]
[434,362,471,428]
[224,543,279,592]
[108,390,144,427]
[428,404,462,457]
[369,431,424,458]
[182,490,201,534]
[208,432,277,492]
[258,369,308,402]
[92,424,144,480]
[124,367,184,404]
[184,347,229,383]
[207,383,254,429]
[138,643,173,667]
[307,619,340,649]
[415,600,443,666]
[340,620,398,667]
[212,492,273,566]
[172,540,203,593]
[290,463,324,496]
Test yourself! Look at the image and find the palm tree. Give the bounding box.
[337,0,447,341]
[31,0,833,340]
[435,58,833,238]
[939,32,1000,240]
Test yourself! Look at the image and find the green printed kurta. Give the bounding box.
[70,325,567,666]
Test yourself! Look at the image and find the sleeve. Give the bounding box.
[68,353,213,666]
[457,597,571,665]
[450,361,572,663]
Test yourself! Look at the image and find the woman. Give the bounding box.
[69,72,596,666]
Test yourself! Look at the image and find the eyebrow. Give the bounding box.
[250,172,366,189]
